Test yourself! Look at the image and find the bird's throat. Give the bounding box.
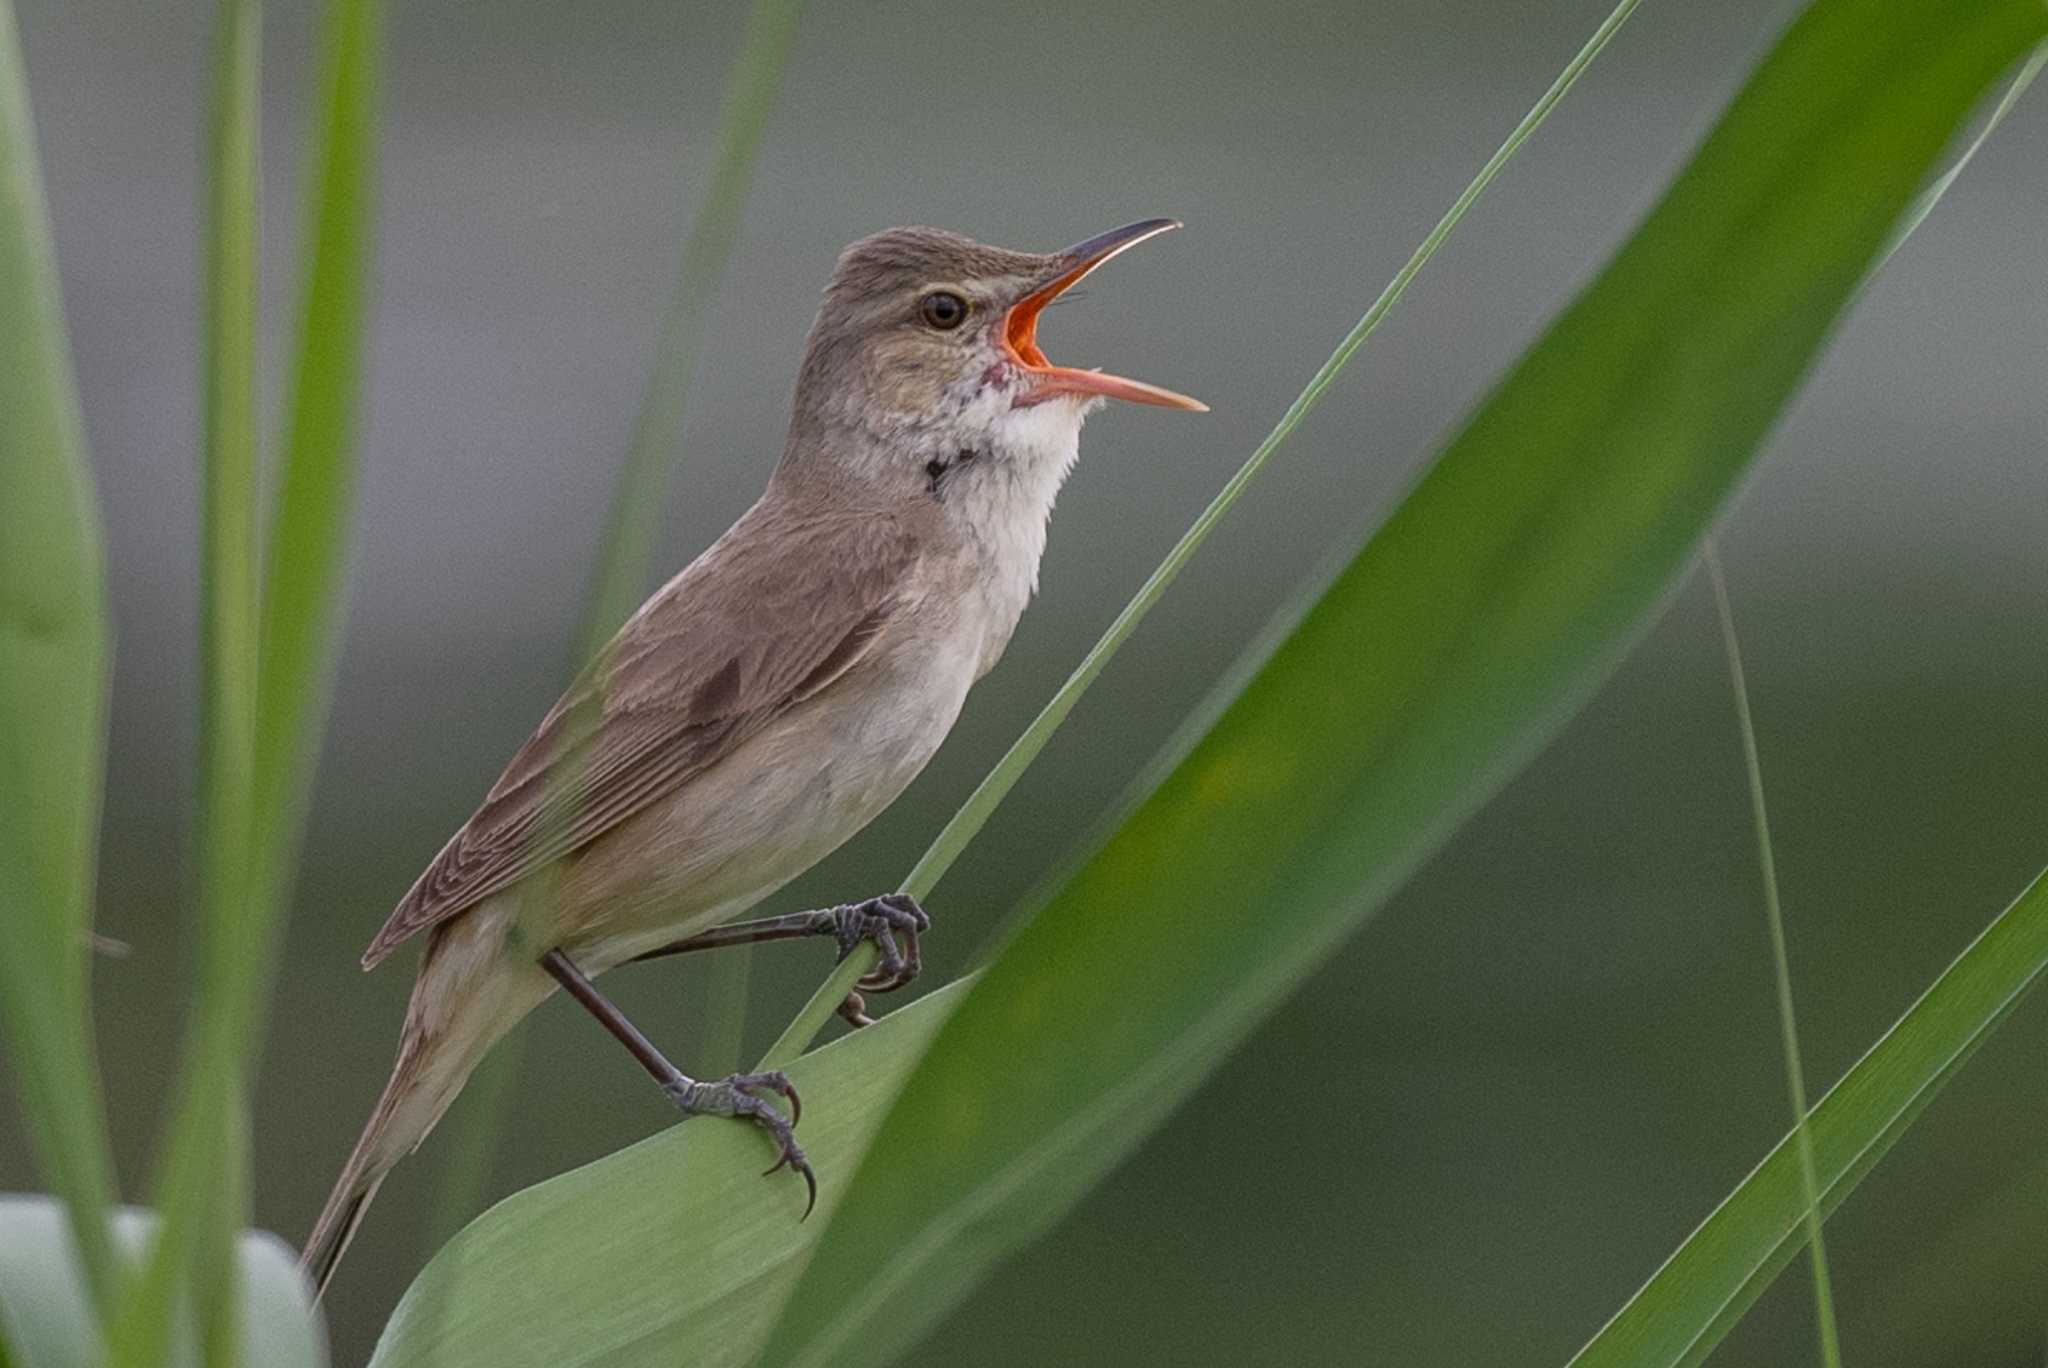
[945,395,1092,678]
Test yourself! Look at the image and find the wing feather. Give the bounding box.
[360,504,919,968]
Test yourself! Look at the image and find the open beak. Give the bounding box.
[1000,218,1208,413]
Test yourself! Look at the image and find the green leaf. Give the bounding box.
[0,1197,327,1368]
[1702,542,1840,1363]
[1569,868,2048,1365]
[0,0,121,1320]
[112,0,267,1354]
[757,0,2048,1363]
[254,0,383,962]
[367,979,970,1368]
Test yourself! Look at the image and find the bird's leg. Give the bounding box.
[626,893,931,1021]
[540,948,815,1215]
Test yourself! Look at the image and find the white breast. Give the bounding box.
[946,393,1094,678]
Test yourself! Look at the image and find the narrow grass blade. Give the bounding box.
[1701,543,1839,1365]
[757,1,2048,1362]
[253,0,383,958]
[109,0,267,1358]
[590,0,802,1089]
[0,0,121,1319]
[0,1199,327,1368]
[627,0,813,1097]
[758,0,1649,1073]
[582,0,805,645]
[121,0,380,1357]
[417,0,804,1279]
[1569,869,2048,1366]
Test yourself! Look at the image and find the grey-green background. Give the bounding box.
[8,0,2048,1363]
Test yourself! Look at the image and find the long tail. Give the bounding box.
[300,910,553,1299]
[298,1034,419,1299]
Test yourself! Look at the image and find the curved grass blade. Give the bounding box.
[1568,869,2048,1366]
[616,0,805,1105]
[0,0,121,1319]
[108,0,267,1358]
[1702,542,1838,1364]
[758,0,1648,1072]
[254,0,384,966]
[756,0,2048,1362]
[582,0,806,642]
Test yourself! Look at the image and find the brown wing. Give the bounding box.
[360,502,919,968]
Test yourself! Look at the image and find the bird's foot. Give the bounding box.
[827,893,930,995]
[663,1071,816,1217]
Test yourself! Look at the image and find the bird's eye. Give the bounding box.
[918,290,968,330]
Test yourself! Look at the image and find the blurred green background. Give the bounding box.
[7,0,2048,1362]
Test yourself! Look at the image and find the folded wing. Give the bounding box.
[361,505,918,969]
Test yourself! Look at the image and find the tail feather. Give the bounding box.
[299,1031,421,1301]
[301,906,554,1298]
[302,1166,387,1300]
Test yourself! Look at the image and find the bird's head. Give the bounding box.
[784,219,1204,500]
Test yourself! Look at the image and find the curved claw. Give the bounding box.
[758,1133,818,1217]
[837,893,931,996]
[855,926,907,993]
[735,1071,800,1128]
[794,1157,819,1218]
[667,1071,817,1219]
[740,1078,814,1215]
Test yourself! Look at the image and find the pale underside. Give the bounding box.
[362,394,1090,978]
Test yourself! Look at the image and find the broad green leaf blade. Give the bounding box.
[366,979,970,1368]
[0,1198,328,1368]
[0,0,121,1317]
[758,0,2048,1363]
[1879,42,2046,273]
[1571,868,2048,1366]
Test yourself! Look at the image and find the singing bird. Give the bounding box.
[300,219,1205,1295]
